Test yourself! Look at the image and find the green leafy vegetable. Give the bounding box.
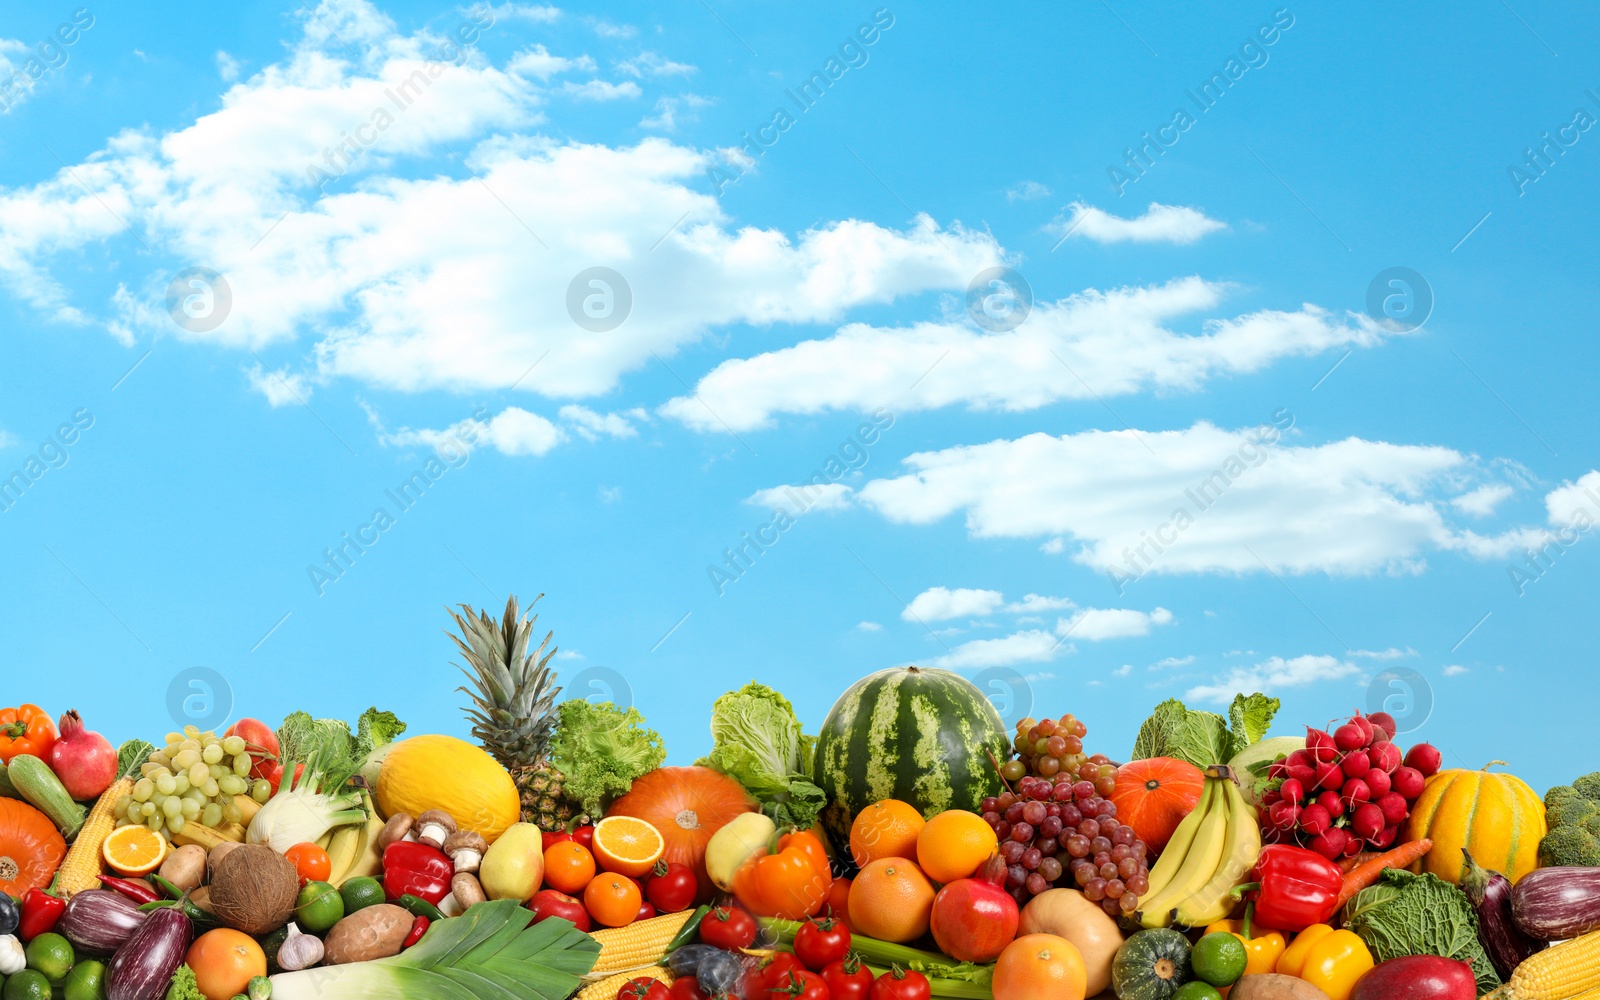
[699,683,826,830]
[355,707,407,759]
[1341,867,1500,993]
[165,964,206,1000]
[548,699,666,818]
[116,739,156,781]
[269,899,598,1000]
[1131,693,1280,767]
[277,707,408,794]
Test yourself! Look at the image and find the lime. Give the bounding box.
[296,880,345,933]
[340,875,386,914]
[63,959,108,1000]
[24,931,74,983]
[1174,982,1224,1000]
[3,969,52,1000]
[1191,930,1247,986]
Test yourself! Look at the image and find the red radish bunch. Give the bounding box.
[1259,710,1441,861]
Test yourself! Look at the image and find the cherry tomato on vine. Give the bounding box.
[794,916,851,970]
[749,953,805,994]
[871,965,932,1000]
[634,900,657,923]
[764,970,828,1000]
[666,978,708,1000]
[698,905,757,950]
[643,860,697,914]
[821,954,876,1000]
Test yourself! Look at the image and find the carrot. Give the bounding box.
[1335,838,1433,908]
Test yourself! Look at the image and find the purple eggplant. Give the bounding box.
[106,904,191,1000]
[1459,849,1544,977]
[1511,865,1600,940]
[56,889,149,956]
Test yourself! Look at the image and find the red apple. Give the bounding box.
[529,889,592,932]
[226,718,281,779]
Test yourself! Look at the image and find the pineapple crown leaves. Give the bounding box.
[450,594,563,767]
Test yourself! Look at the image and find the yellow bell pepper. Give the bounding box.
[1204,914,1287,974]
[1297,929,1374,1000]
[1277,923,1335,978]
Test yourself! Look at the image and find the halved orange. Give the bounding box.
[103,824,169,876]
[591,816,664,877]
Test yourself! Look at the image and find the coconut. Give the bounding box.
[208,842,299,935]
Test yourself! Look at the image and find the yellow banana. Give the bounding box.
[1139,779,1230,928]
[325,821,364,884]
[1142,779,1215,904]
[1174,769,1262,927]
[315,829,335,851]
[336,792,386,885]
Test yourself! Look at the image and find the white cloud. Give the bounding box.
[1005,593,1076,614]
[384,406,565,457]
[929,629,1062,669]
[1053,202,1227,245]
[747,482,854,514]
[617,52,696,77]
[1351,647,1414,660]
[216,51,242,82]
[1544,471,1600,526]
[598,485,621,503]
[1186,654,1360,704]
[1442,664,1468,676]
[639,93,710,131]
[1060,606,1173,640]
[1113,663,1132,677]
[0,38,41,113]
[0,429,17,448]
[589,18,637,39]
[903,586,1006,622]
[562,79,641,101]
[1452,484,1513,516]
[663,278,1393,432]
[558,404,637,440]
[246,364,314,407]
[555,648,583,658]
[1005,181,1051,202]
[827,421,1541,577]
[855,621,882,632]
[508,45,595,79]
[485,3,562,22]
[1151,654,1194,670]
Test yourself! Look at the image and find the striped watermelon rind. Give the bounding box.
[813,665,1010,858]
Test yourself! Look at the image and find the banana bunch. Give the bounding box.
[316,790,387,885]
[1137,764,1261,929]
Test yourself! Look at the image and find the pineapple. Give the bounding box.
[451,594,577,830]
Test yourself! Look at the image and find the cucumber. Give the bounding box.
[0,759,20,799]
[7,753,87,838]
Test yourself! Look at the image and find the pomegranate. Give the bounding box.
[929,855,1018,963]
[46,709,117,799]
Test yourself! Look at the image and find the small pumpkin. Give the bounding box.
[1111,928,1192,1000]
[1403,761,1545,884]
[1112,758,1206,852]
[0,797,67,898]
[605,766,757,903]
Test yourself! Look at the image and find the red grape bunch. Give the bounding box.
[981,714,1151,918]
[1260,710,1443,860]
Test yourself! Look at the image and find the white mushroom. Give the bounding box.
[443,829,488,873]
[376,812,415,852]
[415,810,458,850]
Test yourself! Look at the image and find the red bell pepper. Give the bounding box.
[1235,844,1344,932]
[382,841,453,905]
[19,886,66,941]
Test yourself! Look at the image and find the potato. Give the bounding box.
[323,903,414,965]
[1231,974,1333,1000]
[159,844,208,892]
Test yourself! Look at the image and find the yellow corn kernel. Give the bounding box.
[1510,928,1600,1000]
[576,966,672,1000]
[586,909,695,977]
[56,777,133,897]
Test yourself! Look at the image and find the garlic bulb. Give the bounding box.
[276,922,325,971]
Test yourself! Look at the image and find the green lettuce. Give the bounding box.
[1131,692,1280,767]
[1342,867,1500,993]
[700,682,825,830]
[548,699,666,819]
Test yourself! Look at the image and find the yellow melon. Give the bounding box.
[1404,761,1546,885]
[375,734,520,843]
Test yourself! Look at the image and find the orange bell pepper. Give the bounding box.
[732,829,831,920]
[0,705,56,763]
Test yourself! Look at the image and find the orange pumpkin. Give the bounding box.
[0,797,67,897]
[1111,757,1206,852]
[605,766,756,902]
[1404,761,1545,884]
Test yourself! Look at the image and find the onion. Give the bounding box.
[46,709,117,800]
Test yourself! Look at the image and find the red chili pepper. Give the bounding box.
[382,841,453,905]
[98,875,161,904]
[19,887,66,941]
[1235,844,1344,932]
[402,915,431,949]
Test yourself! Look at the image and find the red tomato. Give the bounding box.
[635,900,658,922]
[699,905,757,950]
[822,955,876,1000]
[794,916,851,970]
[528,889,592,932]
[750,953,805,994]
[542,830,574,851]
[764,970,828,1000]
[572,825,595,850]
[284,842,332,884]
[644,860,698,914]
[615,977,670,1000]
[871,966,931,1000]
[667,978,709,1000]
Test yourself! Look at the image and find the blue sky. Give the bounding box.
[2,2,1596,793]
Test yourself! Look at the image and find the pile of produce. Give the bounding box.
[2,594,1598,1000]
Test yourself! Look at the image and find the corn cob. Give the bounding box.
[56,776,133,896]
[585,908,696,978]
[1507,928,1600,999]
[576,966,672,1000]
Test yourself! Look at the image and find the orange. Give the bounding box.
[847,858,935,943]
[102,824,168,876]
[993,933,1087,1000]
[542,840,597,894]
[591,816,664,877]
[916,809,998,884]
[584,871,642,928]
[849,799,925,868]
[187,928,267,1000]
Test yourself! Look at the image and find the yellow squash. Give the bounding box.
[375,734,520,843]
[1403,761,1545,884]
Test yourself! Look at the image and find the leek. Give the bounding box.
[269,900,598,1000]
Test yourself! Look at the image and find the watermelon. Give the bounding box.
[813,665,1010,858]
